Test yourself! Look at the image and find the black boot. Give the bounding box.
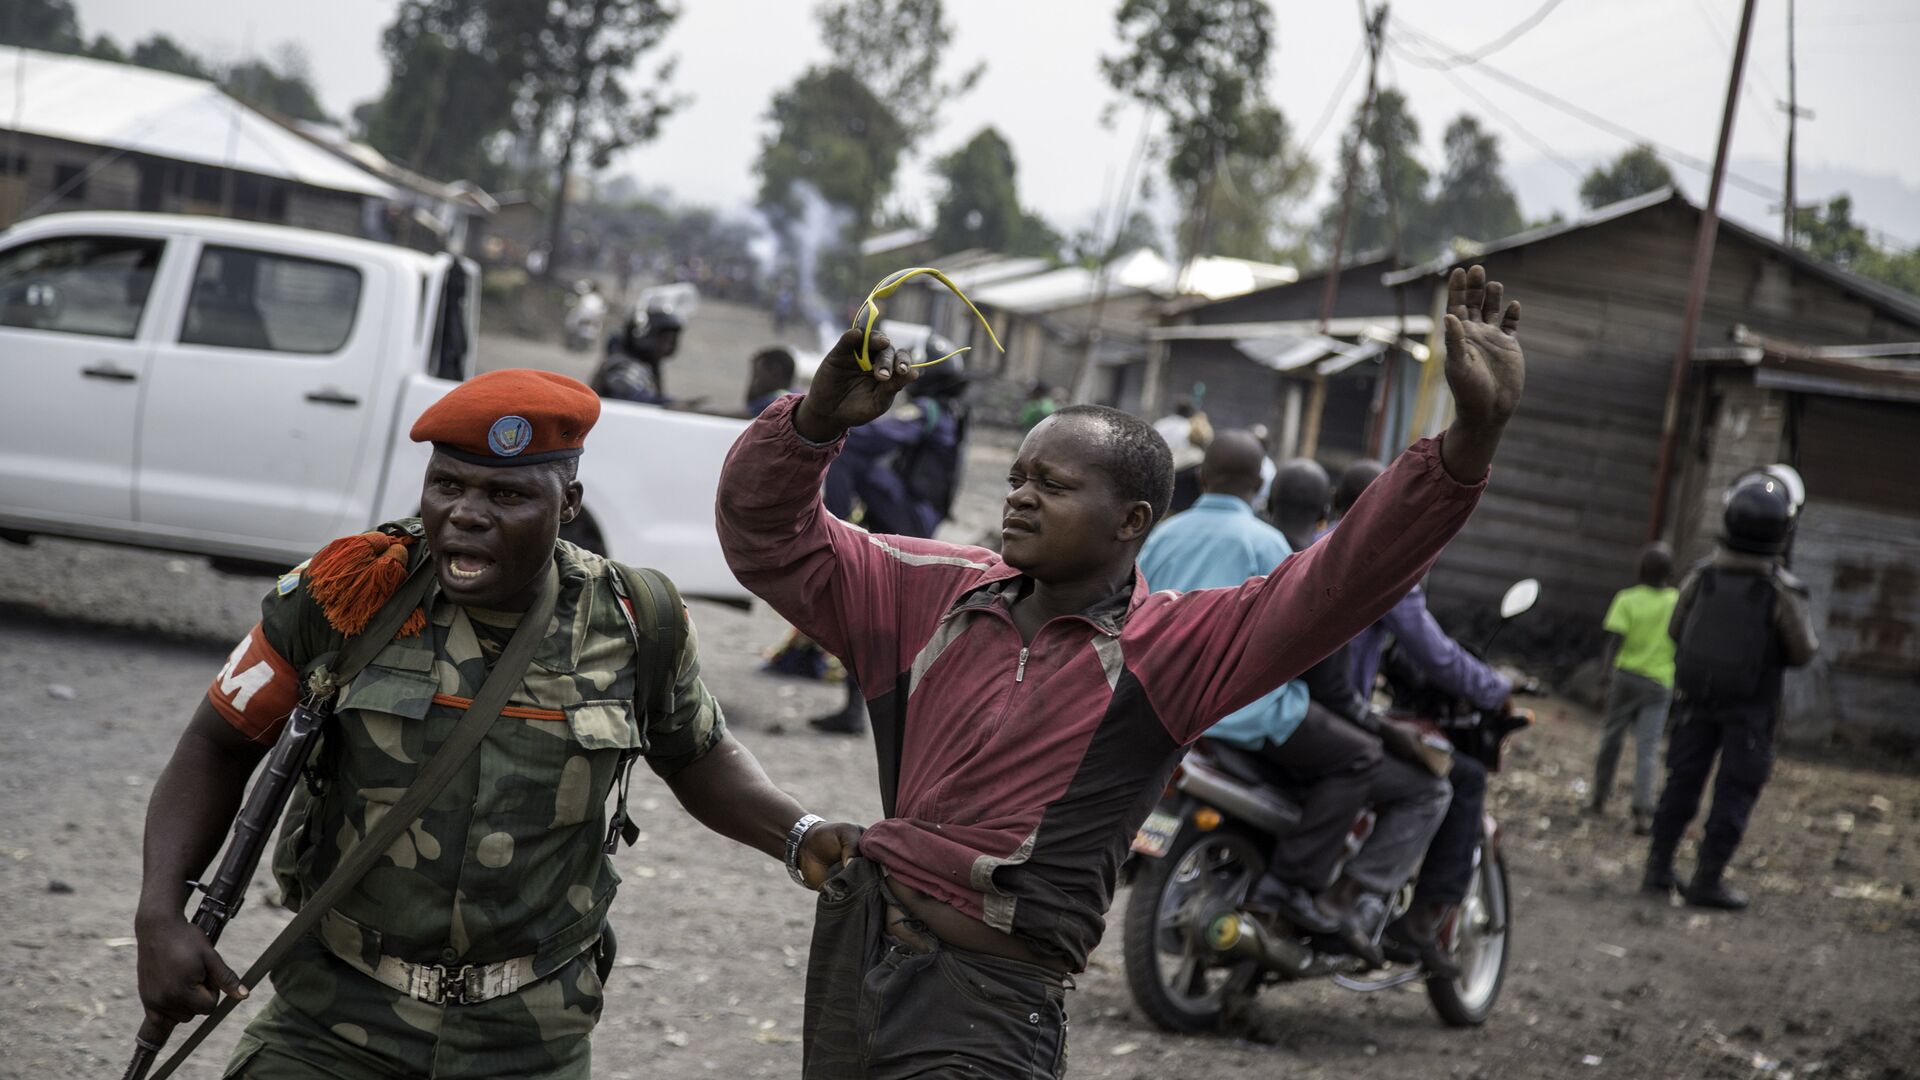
[808,683,868,736]
[1384,901,1460,980]
[1641,838,1678,895]
[1684,853,1749,910]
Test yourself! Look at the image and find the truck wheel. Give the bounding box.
[559,511,606,556]
[1122,826,1263,1033]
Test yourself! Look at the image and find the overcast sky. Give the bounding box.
[76,0,1920,247]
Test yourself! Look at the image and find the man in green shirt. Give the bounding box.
[1588,543,1679,833]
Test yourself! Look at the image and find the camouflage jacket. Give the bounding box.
[210,520,723,977]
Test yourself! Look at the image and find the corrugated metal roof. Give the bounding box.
[0,47,397,200]
[972,248,1171,314]
[1382,186,1920,328]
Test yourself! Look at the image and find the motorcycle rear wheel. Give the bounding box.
[1426,845,1511,1026]
[1122,826,1263,1033]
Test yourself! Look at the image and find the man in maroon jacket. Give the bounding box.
[717,267,1525,1078]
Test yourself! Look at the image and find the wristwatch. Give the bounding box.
[786,813,825,886]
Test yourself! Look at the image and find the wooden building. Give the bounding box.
[1676,331,1920,753]
[0,49,397,236]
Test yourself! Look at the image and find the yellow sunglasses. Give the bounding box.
[852,266,1006,372]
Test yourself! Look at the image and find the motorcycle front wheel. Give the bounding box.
[1121,826,1264,1033]
[1426,844,1511,1026]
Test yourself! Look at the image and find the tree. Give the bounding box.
[130,34,213,79]
[1793,194,1920,296]
[84,34,125,62]
[1429,115,1523,245]
[755,65,906,301]
[356,0,522,186]
[815,0,980,148]
[0,0,83,54]
[1103,0,1309,260]
[1198,103,1315,264]
[1579,144,1673,209]
[931,128,1059,258]
[509,0,683,276]
[223,48,330,123]
[1070,208,1162,268]
[1318,88,1433,259]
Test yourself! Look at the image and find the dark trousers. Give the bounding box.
[803,858,1071,1079]
[1260,705,1382,889]
[1413,754,1488,907]
[1650,704,1776,865]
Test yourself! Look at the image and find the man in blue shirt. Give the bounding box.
[1140,432,1451,967]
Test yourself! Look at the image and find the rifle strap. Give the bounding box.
[150,560,560,1080]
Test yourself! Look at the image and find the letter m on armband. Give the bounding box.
[208,625,300,743]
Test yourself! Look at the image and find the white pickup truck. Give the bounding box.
[0,212,751,602]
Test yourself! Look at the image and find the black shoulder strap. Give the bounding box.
[605,561,689,852]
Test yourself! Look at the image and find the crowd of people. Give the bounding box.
[126,264,1820,1079]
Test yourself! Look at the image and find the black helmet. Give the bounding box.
[1722,478,1793,555]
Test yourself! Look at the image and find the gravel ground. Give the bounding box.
[1,304,1915,1079]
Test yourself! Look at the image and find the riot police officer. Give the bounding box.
[1642,473,1819,910]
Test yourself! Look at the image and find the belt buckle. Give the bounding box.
[443,964,477,1005]
[409,962,477,1005]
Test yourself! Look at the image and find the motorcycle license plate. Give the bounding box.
[1130,809,1183,859]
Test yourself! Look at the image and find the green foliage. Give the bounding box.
[1579,144,1673,209]
[504,0,685,272]
[1793,194,1920,297]
[1200,104,1315,263]
[1103,0,1308,259]
[931,128,1059,258]
[223,55,330,123]
[1429,116,1522,245]
[1070,209,1162,268]
[755,65,906,299]
[130,35,212,79]
[84,34,125,63]
[815,0,980,147]
[1318,88,1433,259]
[0,0,83,54]
[356,0,522,186]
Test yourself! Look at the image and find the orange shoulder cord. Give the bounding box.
[305,531,427,638]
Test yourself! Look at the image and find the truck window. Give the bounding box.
[0,235,162,339]
[179,245,362,354]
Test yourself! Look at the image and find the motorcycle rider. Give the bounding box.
[1324,459,1508,973]
[1265,457,1331,551]
[1142,438,1453,969]
[590,303,683,404]
[1642,473,1818,910]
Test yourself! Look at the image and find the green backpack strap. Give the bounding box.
[605,561,688,853]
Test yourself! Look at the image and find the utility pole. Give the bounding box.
[1779,0,1811,245]
[1647,0,1757,542]
[1300,1,1386,458]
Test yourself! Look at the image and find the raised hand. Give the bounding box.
[1439,264,1525,481]
[793,328,919,443]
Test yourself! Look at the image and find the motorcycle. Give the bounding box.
[1120,578,1540,1033]
[564,282,607,352]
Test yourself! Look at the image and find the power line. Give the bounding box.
[1396,0,1570,69]
[1392,21,1782,200]
[1389,38,1586,182]
[1301,37,1367,157]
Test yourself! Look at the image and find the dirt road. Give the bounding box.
[1,310,1914,1079]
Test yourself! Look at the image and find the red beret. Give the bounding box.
[409,369,600,467]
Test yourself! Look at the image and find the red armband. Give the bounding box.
[207,624,301,744]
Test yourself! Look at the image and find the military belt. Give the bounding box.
[386,954,537,1006]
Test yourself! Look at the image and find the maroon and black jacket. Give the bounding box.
[717,396,1486,970]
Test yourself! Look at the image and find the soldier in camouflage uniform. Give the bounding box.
[134,370,863,1078]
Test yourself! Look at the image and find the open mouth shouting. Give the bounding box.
[436,543,499,592]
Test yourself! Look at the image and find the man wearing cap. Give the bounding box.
[591,304,683,405]
[133,369,861,1078]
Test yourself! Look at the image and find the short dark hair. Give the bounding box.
[1052,404,1174,524]
[751,347,796,383]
